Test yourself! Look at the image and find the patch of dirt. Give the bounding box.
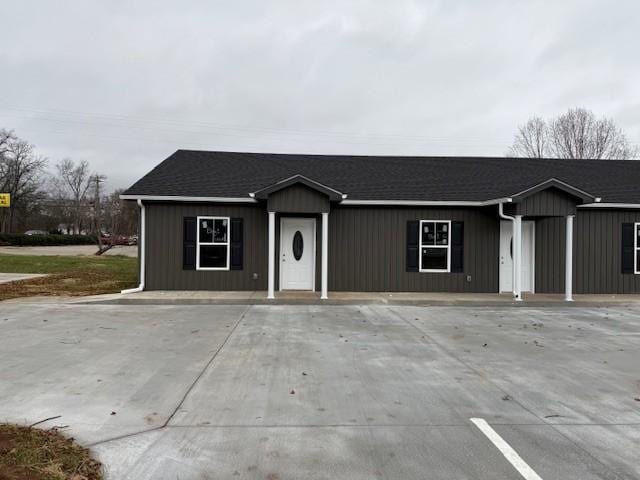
[0,270,131,301]
[0,424,102,480]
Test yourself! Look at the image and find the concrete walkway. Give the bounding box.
[90,290,640,306]
[0,273,47,284]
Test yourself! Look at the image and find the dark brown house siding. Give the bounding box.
[328,206,499,292]
[574,209,640,294]
[144,202,268,290]
[267,184,330,213]
[140,201,640,295]
[532,209,640,294]
[535,217,566,293]
[506,187,578,217]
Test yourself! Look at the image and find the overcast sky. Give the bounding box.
[1,0,639,191]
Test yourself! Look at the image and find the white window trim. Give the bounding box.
[635,222,640,275]
[196,216,230,271]
[419,220,451,273]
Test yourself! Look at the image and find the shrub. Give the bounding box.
[0,233,97,246]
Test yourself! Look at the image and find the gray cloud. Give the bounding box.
[1,0,638,191]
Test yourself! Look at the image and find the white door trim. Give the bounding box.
[279,217,316,291]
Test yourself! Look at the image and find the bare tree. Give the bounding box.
[508,117,547,158]
[0,129,14,156]
[509,108,638,160]
[54,158,92,233]
[103,189,138,236]
[0,133,47,232]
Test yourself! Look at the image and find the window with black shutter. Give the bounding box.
[184,216,243,271]
[406,221,419,272]
[451,221,464,273]
[230,218,244,270]
[183,217,197,270]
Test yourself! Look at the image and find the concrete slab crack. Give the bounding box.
[87,304,252,447]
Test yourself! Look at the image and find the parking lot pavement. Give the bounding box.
[0,303,638,479]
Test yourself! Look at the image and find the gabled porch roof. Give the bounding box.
[250,174,346,202]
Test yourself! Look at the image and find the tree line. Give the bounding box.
[0,129,137,235]
[509,107,638,160]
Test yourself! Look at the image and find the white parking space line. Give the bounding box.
[470,418,543,480]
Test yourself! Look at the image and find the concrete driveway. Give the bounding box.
[0,303,638,479]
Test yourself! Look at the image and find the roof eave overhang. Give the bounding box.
[578,203,640,209]
[120,194,511,206]
[251,175,344,201]
[340,197,512,206]
[120,194,257,203]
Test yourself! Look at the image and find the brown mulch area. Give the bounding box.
[0,271,131,301]
[0,424,102,480]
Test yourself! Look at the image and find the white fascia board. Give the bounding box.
[120,194,514,206]
[578,203,640,209]
[341,197,512,206]
[119,194,257,203]
[511,178,595,199]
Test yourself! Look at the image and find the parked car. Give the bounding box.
[24,230,48,236]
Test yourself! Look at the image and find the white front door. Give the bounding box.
[499,220,535,293]
[280,217,316,290]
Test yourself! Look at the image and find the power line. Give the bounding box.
[0,105,518,146]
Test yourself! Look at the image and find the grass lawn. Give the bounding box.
[0,423,102,480]
[0,254,137,300]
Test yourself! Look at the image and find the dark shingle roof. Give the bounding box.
[124,150,640,203]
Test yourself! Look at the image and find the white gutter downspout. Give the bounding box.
[498,202,521,302]
[121,199,145,294]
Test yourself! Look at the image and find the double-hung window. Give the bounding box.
[635,223,640,274]
[419,220,451,272]
[197,216,230,270]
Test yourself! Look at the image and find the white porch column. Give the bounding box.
[565,214,574,302]
[513,215,523,301]
[267,211,275,299]
[321,211,329,299]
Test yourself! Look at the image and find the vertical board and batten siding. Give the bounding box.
[267,184,330,213]
[328,206,499,292]
[141,202,640,294]
[533,209,640,293]
[506,187,578,217]
[535,217,567,293]
[574,209,640,294]
[144,202,268,290]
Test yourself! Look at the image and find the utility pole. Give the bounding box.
[92,174,107,251]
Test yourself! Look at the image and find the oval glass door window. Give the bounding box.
[292,231,304,261]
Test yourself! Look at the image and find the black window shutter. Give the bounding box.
[621,223,634,274]
[406,221,419,272]
[230,218,244,270]
[451,221,464,273]
[183,217,196,270]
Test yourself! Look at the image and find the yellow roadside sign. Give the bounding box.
[0,193,10,207]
